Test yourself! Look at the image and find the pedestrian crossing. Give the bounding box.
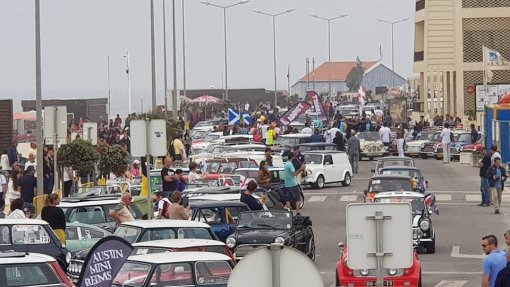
[432,281,468,287]
[305,193,507,203]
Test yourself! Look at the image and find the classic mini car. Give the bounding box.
[190,201,250,242]
[0,252,74,287]
[131,239,235,262]
[405,130,441,157]
[419,132,443,159]
[0,219,70,272]
[113,252,233,287]
[65,222,112,253]
[374,192,436,253]
[364,174,414,202]
[67,220,218,282]
[450,132,482,160]
[273,134,313,159]
[357,131,388,160]
[226,210,315,261]
[335,243,422,287]
[377,166,428,193]
[372,157,415,174]
[433,131,480,160]
[302,151,353,189]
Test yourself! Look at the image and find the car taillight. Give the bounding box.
[49,261,75,287]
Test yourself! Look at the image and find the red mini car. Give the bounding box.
[335,243,422,287]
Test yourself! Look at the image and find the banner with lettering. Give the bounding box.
[305,91,328,121]
[78,236,133,287]
[278,101,311,126]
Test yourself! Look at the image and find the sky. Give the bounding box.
[0,0,415,115]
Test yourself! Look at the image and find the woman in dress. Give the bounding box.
[5,170,21,206]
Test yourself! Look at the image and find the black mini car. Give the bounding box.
[225,210,315,261]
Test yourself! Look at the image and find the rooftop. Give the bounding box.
[298,61,379,82]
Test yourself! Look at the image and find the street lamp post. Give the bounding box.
[253,8,295,109]
[376,18,408,89]
[311,13,348,99]
[201,1,249,102]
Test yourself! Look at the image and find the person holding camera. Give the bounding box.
[486,157,507,214]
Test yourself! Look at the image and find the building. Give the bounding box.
[21,98,108,124]
[291,61,406,98]
[176,89,286,110]
[414,0,510,117]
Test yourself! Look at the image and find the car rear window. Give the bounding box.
[12,225,50,245]
[3,263,61,286]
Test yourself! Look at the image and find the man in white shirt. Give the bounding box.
[261,122,269,141]
[440,123,452,164]
[301,122,313,135]
[325,126,340,143]
[24,153,36,171]
[155,191,172,219]
[379,123,391,147]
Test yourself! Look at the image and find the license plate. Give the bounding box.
[365,281,394,286]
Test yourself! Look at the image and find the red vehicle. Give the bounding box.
[335,244,422,287]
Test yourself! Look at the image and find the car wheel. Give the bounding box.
[308,237,316,261]
[421,154,428,159]
[335,269,341,287]
[427,237,436,254]
[299,191,305,209]
[341,173,352,187]
[418,272,422,287]
[316,175,325,189]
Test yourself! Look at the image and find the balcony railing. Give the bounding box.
[414,51,424,62]
[416,0,425,11]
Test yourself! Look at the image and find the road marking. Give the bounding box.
[465,194,480,202]
[425,272,481,275]
[436,194,452,201]
[503,195,510,202]
[451,246,484,259]
[340,195,358,202]
[432,280,468,287]
[308,196,327,202]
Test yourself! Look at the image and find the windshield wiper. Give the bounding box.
[237,225,255,229]
[255,223,278,229]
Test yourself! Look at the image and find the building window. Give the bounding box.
[414,51,424,62]
[416,0,425,11]
[462,0,510,8]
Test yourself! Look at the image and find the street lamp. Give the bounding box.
[200,0,250,102]
[376,18,409,88]
[310,13,348,98]
[253,8,295,108]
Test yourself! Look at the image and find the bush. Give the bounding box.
[57,139,100,175]
[98,145,130,177]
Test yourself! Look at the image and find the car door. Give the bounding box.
[322,155,334,183]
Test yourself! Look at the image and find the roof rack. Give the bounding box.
[62,194,121,202]
[0,251,27,258]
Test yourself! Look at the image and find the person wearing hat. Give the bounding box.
[131,160,141,177]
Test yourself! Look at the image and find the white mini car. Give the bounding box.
[357,132,388,160]
[301,151,353,189]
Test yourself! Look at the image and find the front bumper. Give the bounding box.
[405,146,422,155]
[361,151,386,157]
[67,259,84,284]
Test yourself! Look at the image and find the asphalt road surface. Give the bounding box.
[302,157,510,287]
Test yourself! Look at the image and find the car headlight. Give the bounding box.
[306,169,312,176]
[459,146,464,151]
[388,268,397,276]
[421,144,425,148]
[226,237,236,248]
[274,237,285,244]
[360,269,369,276]
[419,219,430,231]
[66,252,71,264]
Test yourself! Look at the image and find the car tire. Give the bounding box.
[418,272,422,287]
[299,191,305,209]
[434,154,440,160]
[421,154,428,159]
[426,237,436,254]
[316,175,325,189]
[335,269,341,287]
[341,173,352,187]
[368,156,374,161]
[308,237,316,261]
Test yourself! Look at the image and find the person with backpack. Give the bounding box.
[156,191,172,219]
[168,135,186,161]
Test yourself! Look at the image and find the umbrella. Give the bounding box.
[191,95,221,103]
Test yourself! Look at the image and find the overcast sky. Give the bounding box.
[0,0,414,115]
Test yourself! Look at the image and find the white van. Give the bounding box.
[301,151,353,189]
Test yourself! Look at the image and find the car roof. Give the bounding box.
[302,151,347,155]
[374,191,425,198]
[189,194,248,201]
[0,252,56,264]
[128,251,231,264]
[235,167,284,172]
[370,174,412,180]
[377,156,414,161]
[0,219,48,225]
[297,143,337,147]
[132,239,226,249]
[119,220,211,229]
[59,199,121,207]
[379,166,420,172]
[190,201,248,208]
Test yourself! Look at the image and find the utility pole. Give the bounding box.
[35,0,44,197]
[150,0,157,111]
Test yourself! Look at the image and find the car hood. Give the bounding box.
[234,229,291,244]
[407,140,429,146]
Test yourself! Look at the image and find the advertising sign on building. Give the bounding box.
[475,84,510,111]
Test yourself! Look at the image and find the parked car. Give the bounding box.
[65,222,112,254]
[302,151,352,189]
[0,252,73,287]
[433,131,480,160]
[273,134,312,159]
[372,157,415,174]
[364,174,414,202]
[112,252,233,287]
[190,201,250,242]
[226,210,315,261]
[377,166,428,193]
[335,243,422,287]
[419,132,443,159]
[132,238,235,262]
[0,219,70,272]
[374,191,436,253]
[59,195,144,232]
[357,131,388,160]
[450,132,482,160]
[405,130,441,157]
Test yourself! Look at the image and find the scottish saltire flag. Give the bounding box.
[228,109,252,125]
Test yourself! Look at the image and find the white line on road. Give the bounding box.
[308,196,327,202]
[340,195,358,202]
[451,246,484,259]
[432,280,468,287]
[436,194,452,201]
[465,194,481,202]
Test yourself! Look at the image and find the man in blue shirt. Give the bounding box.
[284,153,305,216]
[482,235,507,287]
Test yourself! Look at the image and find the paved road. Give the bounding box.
[303,157,510,287]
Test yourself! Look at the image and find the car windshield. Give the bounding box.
[113,261,151,287]
[113,226,142,244]
[140,228,213,242]
[381,169,421,179]
[358,132,380,141]
[234,170,258,179]
[204,134,221,142]
[3,263,61,286]
[431,133,442,141]
[456,133,470,142]
[192,130,209,139]
[377,159,414,170]
[276,137,300,147]
[375,197,426,215]
[369,178,414,192]
[237,211,292,230]
[418,133,435,141]
[195,261,232,285]
[304,154,323,165]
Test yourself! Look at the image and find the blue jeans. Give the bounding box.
[481,177,490,204]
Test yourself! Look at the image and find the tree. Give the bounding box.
[346,58,365,92]
[57,139,100,176]
[98,144,130,178]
